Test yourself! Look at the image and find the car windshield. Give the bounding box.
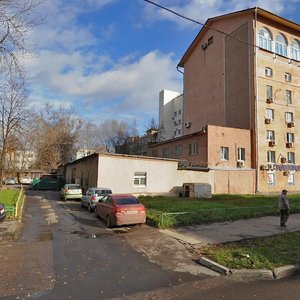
[67,184,81,190]
[115,197,139,205]
[95,190,112,195]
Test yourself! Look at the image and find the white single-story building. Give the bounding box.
[63,153,215,196]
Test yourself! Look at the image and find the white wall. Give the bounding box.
[97,154,212,195]
[158,90,183,141]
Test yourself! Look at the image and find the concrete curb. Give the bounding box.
[273,264,300,279]
[198,256,300,280]
[198,257,230,275]
[230,269,274,280]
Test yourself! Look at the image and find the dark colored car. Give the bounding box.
[95,194,146,228]
[0,203,6,223]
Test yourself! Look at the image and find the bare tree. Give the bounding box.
[31,105,82,172]
[98,120,134,153]
[0,0,43,74]
[0,75,32,185]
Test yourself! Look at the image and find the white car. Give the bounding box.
[61,184,82,201]
[19,177,33,185]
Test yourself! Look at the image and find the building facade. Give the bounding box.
[158,90,184,140]
[150,7,300,193]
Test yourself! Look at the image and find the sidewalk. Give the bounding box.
[160,213,300,246]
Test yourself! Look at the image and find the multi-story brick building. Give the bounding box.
[149,7,300,193]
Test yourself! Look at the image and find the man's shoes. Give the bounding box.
[280,224,287,227]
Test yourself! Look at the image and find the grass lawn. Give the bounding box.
[198,232,300,270]
[139,195,300,228]
[0,189,21,206]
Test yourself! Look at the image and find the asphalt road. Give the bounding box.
[0,190,300,300]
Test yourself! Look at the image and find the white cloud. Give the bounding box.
[24,50,182,118]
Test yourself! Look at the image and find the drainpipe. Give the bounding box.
[254,7,260,193]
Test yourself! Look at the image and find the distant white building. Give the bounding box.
[158,89,184,141]
[73,148,96,161]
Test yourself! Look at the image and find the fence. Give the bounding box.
[4,190,24,219]
[149,204,300,228]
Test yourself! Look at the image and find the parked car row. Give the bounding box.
[2,177,33,185]
[60,184,146,228]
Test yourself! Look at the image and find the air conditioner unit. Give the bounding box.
[184,122,191,128]
[266,97,274,103]
[265,118,271,124]
[281,157,287,163]
[287,122,295,128]
[237,161,244,168]
[286,142,294,148]
[268,140,276,147]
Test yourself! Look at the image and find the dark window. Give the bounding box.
[115,197,139,205]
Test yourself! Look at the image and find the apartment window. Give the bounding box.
[290,39,300,61]
[174,111,177,117]
[265,108,274,120]
[275,33,288,57]
[285,72,292,82]
[175,145,183,157]
[134,172,147,186]
[178,119,181,125]
[220,147,229,160]
[162,148,169,158]
[287,132,294,143]
[287,152,295,164]
[237,148,245,161]
[286,90,292,104]
[285,112,294,122]
[266,130,275,141]
[266,85,273,99]
[174,121,177,126]
[267,151,276,163]
[178,109,181,115]
[258,28,272,51]
[189,142,198,155]
[178,129,181,134]
[265,67,273,77]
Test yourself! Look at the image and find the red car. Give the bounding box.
[95,194,146,227]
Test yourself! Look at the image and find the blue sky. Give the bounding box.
[24,0,300,133]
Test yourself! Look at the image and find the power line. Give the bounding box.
[143,0,258,48]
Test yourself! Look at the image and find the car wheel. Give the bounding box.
[106,215,112,228]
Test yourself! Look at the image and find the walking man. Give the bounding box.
[278,189,290,227]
